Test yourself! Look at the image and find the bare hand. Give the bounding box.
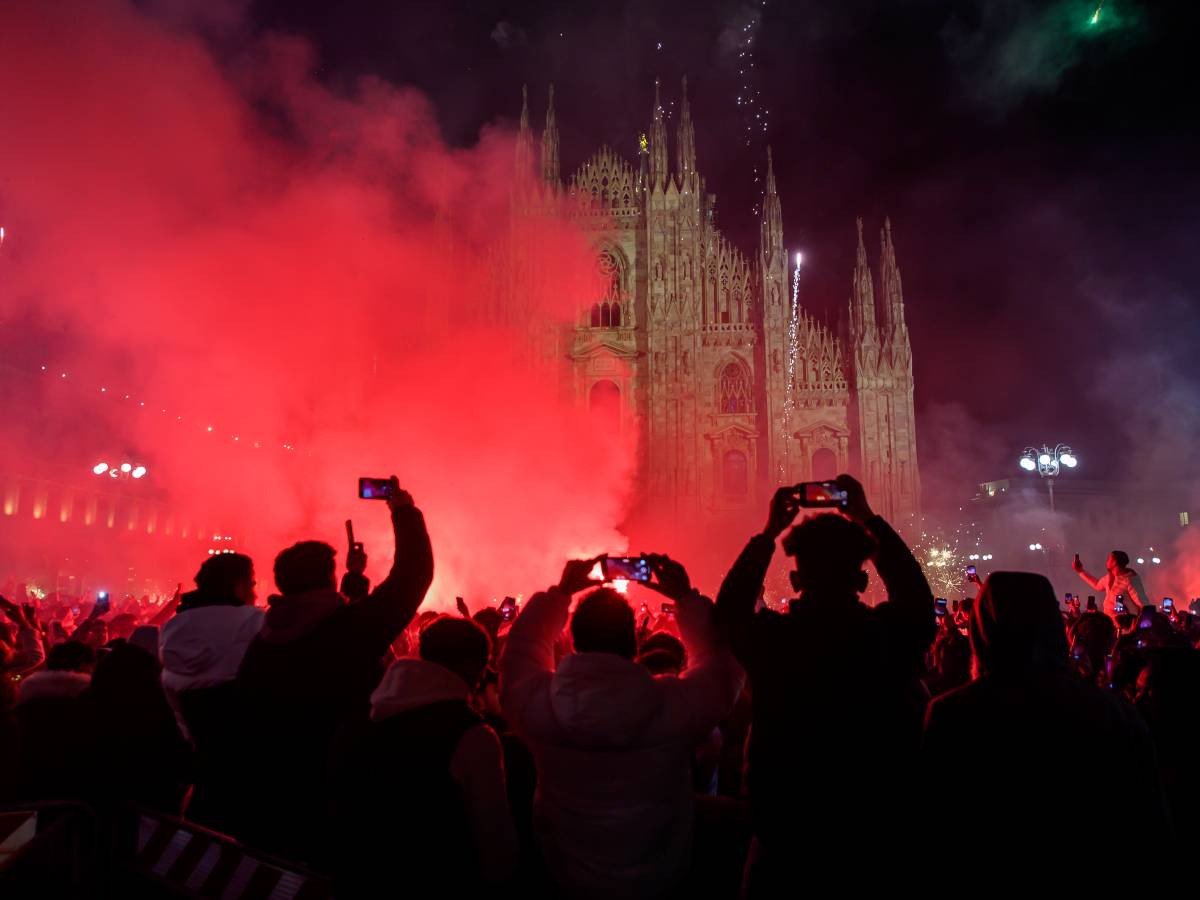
[557,558,602,595]
[385,476,414,515]
[835,474,874,524]
[347,545,368,574]
[1071,555,1084,573]
[645,554,692,601]
[764,487,801,539]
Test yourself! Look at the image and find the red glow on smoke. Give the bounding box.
[0,0,630,605]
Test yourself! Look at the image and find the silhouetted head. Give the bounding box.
[419,615,492,689]
[189,552,256,608]
[273,541,336,595]
[1108,550,1130,573]
[46,640,96,673]
[639,631,686,671]
[571,588,636,659]
[782,513,876,597]
[472,607,503,639]
[1069,611,1117,673]
[970,572,1068,676]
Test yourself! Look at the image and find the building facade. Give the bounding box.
[504,81,921,525]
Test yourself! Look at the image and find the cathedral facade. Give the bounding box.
[506,81,921,525]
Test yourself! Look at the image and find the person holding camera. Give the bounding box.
[715,474,934,893]
[1072,550,1149,619]
[499,555,743,900]
[233,476,433,864]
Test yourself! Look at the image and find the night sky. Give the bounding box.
[238,0,1200,507]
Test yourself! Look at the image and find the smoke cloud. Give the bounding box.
[0,0,630,606]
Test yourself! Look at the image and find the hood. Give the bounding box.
[259,588,343,644]
[160,604,264,681]
[17,670,91,704]
[370,657,471,722]
[549,652,663,748]
[971,572,1069,677]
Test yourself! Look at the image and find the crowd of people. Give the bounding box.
[1,473,1197,896]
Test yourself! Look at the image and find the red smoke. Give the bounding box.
[0,0,630,605]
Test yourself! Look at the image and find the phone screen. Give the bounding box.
[358,477,393,500]
[602,556,652,583]
[966,565,977,577]
[797,481,848,508]
[499,597,517,621]
[935,598,947,617]
[660,601,675,616]
[1163,598,1174,611]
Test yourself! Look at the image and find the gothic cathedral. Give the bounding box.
[507,81,921,525]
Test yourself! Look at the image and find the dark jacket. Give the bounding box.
[924,572,1170,860]
[233,504,433,864]
[715,515,934,858]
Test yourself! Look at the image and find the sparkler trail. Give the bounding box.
[778,251,802,482]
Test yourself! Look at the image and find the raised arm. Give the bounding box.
[499,559,598,733]
[354,478,433,641]
[1072,556,1106,592]
[716,487,800,665]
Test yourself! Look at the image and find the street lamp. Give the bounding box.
[92,462,148,481]
[1018,444,1077,512]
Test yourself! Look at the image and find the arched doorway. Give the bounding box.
[811,447,837,482]
[589,380,621,432]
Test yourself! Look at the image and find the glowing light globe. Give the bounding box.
[92,462,109,475]
[131,466,147,479]
[1019,457,1037,471]
[1038,453,1052,466]
[1060,453,1077,467]
[120,463,132,473]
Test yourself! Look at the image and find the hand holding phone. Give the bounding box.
[499,596,518,622]
[358,477,394,500]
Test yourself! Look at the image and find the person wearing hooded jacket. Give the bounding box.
[158,552,262,833]
[500,554,744,900]
[923,571,1170,870]
[234,477,433,864]
[332,615,518,897]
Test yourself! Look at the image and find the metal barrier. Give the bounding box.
[0,802,332,899]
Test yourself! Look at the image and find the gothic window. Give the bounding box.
[812,447,837,482]
[590,304,602,327]
[719,361,753,413]
[611,302,622,327]
[723,450,748,496]
[601,303,612,327]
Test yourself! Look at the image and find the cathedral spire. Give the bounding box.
[541,83,560,186]
[676,76,696,181]
[649,79,669,190]
[849,217,878,347]
[759,147,783,268]
[879,218,906,331]
[514,84,534,180]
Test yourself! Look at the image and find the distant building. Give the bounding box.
[500,81,921,524]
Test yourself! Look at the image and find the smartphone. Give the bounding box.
[935,598,948,617]
[660,601,676,617]
[1137,608,1155,630]
[1115,600,1126,614]
[601,555,652,583]
[358,477,393,500]
[1087,596,1097,612]
[966,565,977,578]
[499,596,518,622]
[345,520,363,553]
[95,591,111,615]
[1163,597,1174,612]
[796,481,848,509]
[1064,592,1073,603]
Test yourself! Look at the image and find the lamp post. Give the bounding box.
[1018,445,1077,513]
